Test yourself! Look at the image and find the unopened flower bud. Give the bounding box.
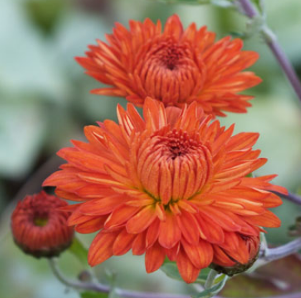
[11,191,74,258]
[210,234,260,276]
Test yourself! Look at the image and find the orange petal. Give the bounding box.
[78,196,124,215]
[196,215,224,244]
[146,218,161,248]
[164,14,183,39]
[221,233,249,264]
[244,211,281,228]
[212,245,236,267]
[177,211,200,245]
[199,206,241,232]
[158,213,181,249]
[104,205,140,229]
[75,216,106,234]
[132,231,147,255]
[182,239,213,269]
[176,248,200,283]
[165,243,180,261]
[88,230,119,266]
[113,229,136,256]
[145,242,165,273]
[126,205,157,234]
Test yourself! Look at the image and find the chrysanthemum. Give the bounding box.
[76,15,261,116]
[11,191,74,258]
[43,98,285,283]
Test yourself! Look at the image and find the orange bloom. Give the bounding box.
[76,15,261,116]
[11,191,74,258]
[44,98,286,283]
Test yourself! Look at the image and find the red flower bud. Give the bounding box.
[11,191,74,258]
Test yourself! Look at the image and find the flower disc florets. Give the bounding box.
[44,98,286,283]
[11,191,74,258]
[76,15,262,116]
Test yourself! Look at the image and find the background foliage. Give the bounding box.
[1,0,301,297]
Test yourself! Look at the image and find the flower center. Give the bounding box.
[33,210,49,227]
[157,43,185,70]
[34,217,48,227]
[154,129,200,160]
[136,37,203,105]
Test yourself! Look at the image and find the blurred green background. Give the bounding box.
[1,0,301,297]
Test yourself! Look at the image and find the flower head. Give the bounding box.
[76,15,261,116]
[44,98,286,283]
[11,191,74,258]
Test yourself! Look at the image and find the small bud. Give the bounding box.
[78,270,92,282]
[11,191,74,258]
[210,235,260,276]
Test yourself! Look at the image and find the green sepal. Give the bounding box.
[193,275,229,298]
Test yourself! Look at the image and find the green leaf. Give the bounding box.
[160,262,210,284]
[68,237,88,265]
[80,292,108,298]
[193,275,229,298]
[24,0,66,35]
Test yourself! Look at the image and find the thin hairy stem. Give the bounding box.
[49,258,191,298]
[273,191,301,206]
[237,0,301,103]
[262,237,301,262]
[49,235,301,298]
[204,269,218,290]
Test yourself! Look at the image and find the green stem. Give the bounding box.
[204,269,218,297]
[237,0,301,103]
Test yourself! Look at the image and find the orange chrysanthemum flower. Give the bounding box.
[44,98,286,283]
[11,191,74,258]
[76,15,262,116]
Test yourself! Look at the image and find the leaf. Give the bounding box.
[68,237,88,265]
[80,292,108,298]
[0,98,47,179]
[160,262,211,284]
[25,0,66,35]
[193,275,229,298]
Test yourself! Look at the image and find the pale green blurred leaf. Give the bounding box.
[0,97,47,178]
[0,2,68,101]
[69,237,88,265]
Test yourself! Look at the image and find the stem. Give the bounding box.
[203,270,219,298]
[237,0,301,103]
[204,269,218,289]
[262,237,301,262]
[49,239,301,298]
[273,191,301,206]
[49,259,110,292]
[49,258,191,298]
